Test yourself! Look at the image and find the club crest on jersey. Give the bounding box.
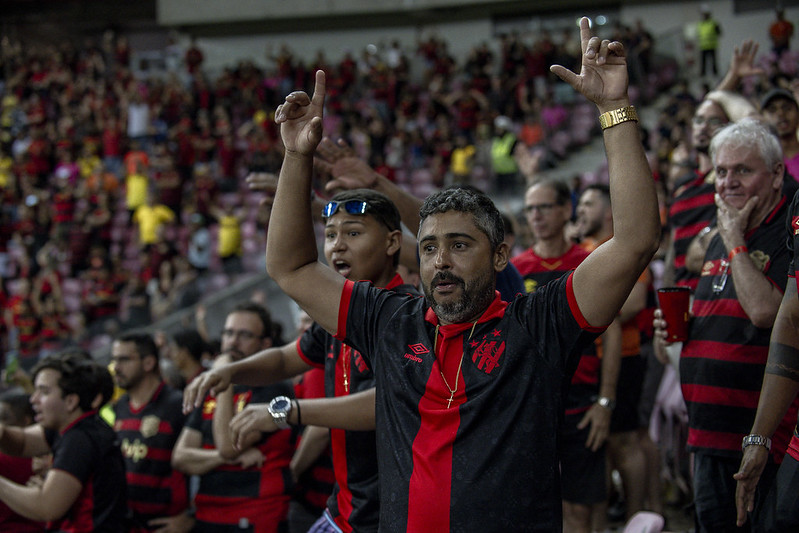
[140,415,160,439]
[470,332,505,375]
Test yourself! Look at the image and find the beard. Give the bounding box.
[423,268,496,324]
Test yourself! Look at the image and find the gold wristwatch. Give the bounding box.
[599,106,639,130]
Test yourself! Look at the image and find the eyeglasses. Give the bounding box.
[524,203,558,214]
[712,259,729,294]
[692,116,727,129]
[322,200,369,218]
[221,329,260,341]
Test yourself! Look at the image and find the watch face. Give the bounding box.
[271,398,290,411]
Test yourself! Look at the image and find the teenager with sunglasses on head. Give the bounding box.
[183,188,418,533]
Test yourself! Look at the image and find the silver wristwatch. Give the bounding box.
[596,396,616,411]
[267,396,292,430]
[741,434,771,452]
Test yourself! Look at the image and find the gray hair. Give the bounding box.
[419,186,504,250]
[710,117,784,169]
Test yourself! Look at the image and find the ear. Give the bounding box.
[260,337,273,350]
[493,242,510,273]
[64,392,80,413]
[386,229,402,259]
[143,354,157,373]
[772,161,785,190]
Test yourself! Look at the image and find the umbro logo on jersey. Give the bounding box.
[404,353,423,363]
[408,343,429,355]
[793,216,799,235]
[404,343,429,363]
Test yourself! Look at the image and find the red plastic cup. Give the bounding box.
[657,287,691,342]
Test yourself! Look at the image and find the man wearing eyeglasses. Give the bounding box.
[511,179,621,533]
[664,96,731,290]
[266,18,661,531]
[173,302,295,532]
[655,119,799,532]
[111,332,192,532]
[183,188,416,533]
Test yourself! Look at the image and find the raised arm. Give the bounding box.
[267,70,344,334]
[551,18,660,327]
[716,40,764,92]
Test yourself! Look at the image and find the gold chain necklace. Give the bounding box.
[434,321,478,409]
[342,346,351,393]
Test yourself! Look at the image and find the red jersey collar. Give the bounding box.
[745,194,786,240]
[60,410,97,435]
[383,273,404,290]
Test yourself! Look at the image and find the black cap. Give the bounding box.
[760,88,798,110]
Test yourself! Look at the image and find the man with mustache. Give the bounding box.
[267,18,660,531]
[172,302,294,532]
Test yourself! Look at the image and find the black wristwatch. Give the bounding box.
[268,396,292,430]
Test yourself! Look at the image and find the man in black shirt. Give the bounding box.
[267,18,660,531]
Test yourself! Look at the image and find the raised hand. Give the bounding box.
[730,40,765,80]
[275,70,326,156]
[550,17,629,109]
[316,137,380,194]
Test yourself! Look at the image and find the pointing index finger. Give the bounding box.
[578,16,592,54]
[311,70,326,110]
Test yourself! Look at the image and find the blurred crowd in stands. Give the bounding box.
[0,19,669,371]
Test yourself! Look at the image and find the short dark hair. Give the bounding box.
[583,183,611,205]
[116,332,160,363]
[32,354,112,412]
[230,301,273,340]
[419,186,504,250]
[328,189,403,267]
[529,179,571,206]
[327,189,402,233]
[172,329,206,364]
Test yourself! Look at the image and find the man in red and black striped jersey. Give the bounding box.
[111,332,192,532]
[173,302,295,533]
[0,353,127,531]
[511,179,620,533]
[665,96,730,291]
[184,188,418,533]
[735,186,799,531]
[656,118,799,532]
[267,18,660,531]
